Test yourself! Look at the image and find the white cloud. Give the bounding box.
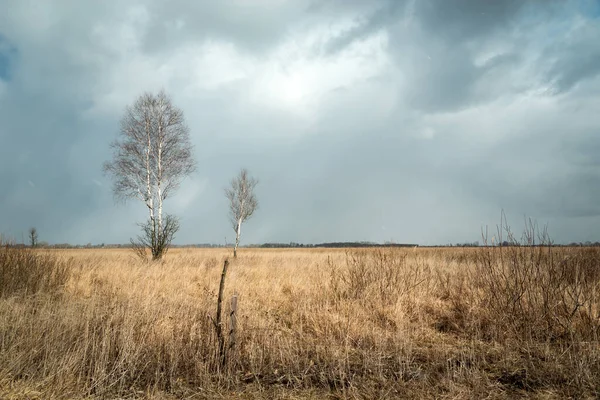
[249,28,391,118]
[172,41,256,91]
[420,127,435,140]
[83,16,392,128]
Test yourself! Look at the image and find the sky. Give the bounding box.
[0,0,599,246]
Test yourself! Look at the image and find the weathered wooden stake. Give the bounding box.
[229,294,238,358]
[215,258,229,368]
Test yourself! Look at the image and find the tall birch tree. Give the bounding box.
[104,90,195,260]
[225,168,258,258]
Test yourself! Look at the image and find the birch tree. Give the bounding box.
[103,90,195,260]
[225,168,258,258]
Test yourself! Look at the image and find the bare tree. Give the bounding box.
[225,168,258,258]
[103,90,195,261]
[28,227,38,248]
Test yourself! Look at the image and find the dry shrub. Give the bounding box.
[0,242,71,298]
[329,249,428,306]
[425,220,600,396]
[472,223,600,342]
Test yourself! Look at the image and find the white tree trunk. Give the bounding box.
[146,122,155,240]
[157,194,162,235]
[157,133,163,235]
[234,219,242,258]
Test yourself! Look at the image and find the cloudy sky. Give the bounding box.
[0,0,599,246]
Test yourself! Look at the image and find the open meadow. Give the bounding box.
[1,245,599,399]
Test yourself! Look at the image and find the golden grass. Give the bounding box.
[0,246,599,399]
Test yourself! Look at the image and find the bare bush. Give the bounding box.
[330,248,427,306]
[473,218,600,342]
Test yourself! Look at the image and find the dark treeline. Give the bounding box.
[259,242,419,248]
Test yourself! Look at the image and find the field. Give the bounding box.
[1,244,599,399]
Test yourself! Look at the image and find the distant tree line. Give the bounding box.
[260,242,419,248]
[6,241,600,249]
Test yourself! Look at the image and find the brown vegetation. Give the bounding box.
[0,243,598,399]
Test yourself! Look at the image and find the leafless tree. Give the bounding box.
[225,168,258,258]
[28,227,38,248]
[103,90,195,261]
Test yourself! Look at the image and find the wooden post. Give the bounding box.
[215,259,229,369]
[229,294,238,358]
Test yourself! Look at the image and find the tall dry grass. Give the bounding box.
[0,243,70,298]
[0,243,598,399]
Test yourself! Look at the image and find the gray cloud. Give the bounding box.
[0,34,17,80]
[413,0,525,39]
[0,0,599,246]
[545,25,600,93]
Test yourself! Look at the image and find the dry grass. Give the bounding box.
[0,245,598,399]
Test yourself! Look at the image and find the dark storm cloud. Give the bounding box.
[0,0,599,245]
[413,0,525,39]
[323,0,525,53]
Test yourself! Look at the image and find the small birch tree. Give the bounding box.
[225,168,258,258]
[103,90,195,261]
[28,227,38,248]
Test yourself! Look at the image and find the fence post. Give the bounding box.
[214,259,229,369]
[229,294,238,365]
